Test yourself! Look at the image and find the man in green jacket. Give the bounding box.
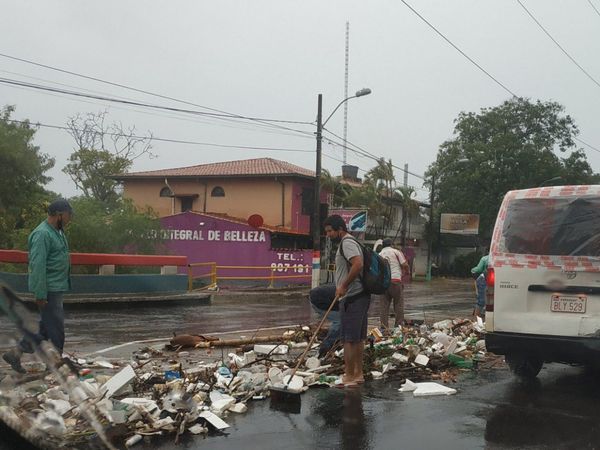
[3,199,73,373]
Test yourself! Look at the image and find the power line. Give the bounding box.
[399,0,518,98]
[0,76,317,140]
[588,0,600,18]
[517,0,600,90]
[6,118,314,153]
[0,52,313,128]
[323,128,426,180]
[575,137,600,153]
[399,1,600,160]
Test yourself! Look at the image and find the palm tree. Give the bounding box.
[393,186,420,246]
[365,159,396,235]
[320,169,352,207]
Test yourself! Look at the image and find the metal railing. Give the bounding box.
[187,263,311,290]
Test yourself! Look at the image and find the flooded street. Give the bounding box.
[3,278,600,449]
[0,278,474,355]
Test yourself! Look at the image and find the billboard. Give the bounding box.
[329,209,368,232]
[440,213,479,235]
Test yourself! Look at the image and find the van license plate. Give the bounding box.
[551,294,586,313]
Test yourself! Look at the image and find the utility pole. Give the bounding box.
[311,94,323,289]
[426,173,435,281]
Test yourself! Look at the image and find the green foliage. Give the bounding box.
[63,148,130,205]
[440,251,482,277]
[427,97,598,239]
[0,106,55,248]
[66,197,163,256]
[63,111,153,205]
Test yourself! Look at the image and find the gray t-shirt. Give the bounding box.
[335,235,364,298]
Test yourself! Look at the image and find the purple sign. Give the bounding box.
[161,212,311,285]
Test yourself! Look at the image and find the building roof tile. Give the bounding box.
[113,157,315,179]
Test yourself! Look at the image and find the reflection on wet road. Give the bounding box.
[150,364,600,450]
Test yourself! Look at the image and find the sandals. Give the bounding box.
[334,380,360,388]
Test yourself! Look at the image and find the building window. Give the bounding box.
[160,187,173,197]
[181,197,194,212]
[301,187,314,215]
[211,186,225,197]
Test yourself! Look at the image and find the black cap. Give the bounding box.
[382,238,392,248]
[48,199,73,215]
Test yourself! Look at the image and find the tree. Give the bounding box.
[320,169,352,206]
[64,111,154,205]
[66,197,163,270]
[427,97,598,239]
[0,106,55,248]
[364,158,396,235]
[393,186,420,245]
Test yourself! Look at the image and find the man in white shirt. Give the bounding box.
[377,239,409,328]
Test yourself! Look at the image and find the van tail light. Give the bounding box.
[486,267,494,312]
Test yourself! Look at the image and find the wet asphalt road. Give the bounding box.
[5,279,600,449]
[148,363,600,450]
[58,278,476,355]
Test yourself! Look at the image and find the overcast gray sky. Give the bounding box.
[1,0,599,202]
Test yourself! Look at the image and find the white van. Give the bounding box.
[485,185,600,378]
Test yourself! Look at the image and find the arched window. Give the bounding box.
[159,187,173,197]
[211,186,225,197]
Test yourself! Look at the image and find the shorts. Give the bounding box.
[339,292,371,343]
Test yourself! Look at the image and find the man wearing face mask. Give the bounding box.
[3,199,73,374]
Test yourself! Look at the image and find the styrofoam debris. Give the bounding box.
[433,319,453,330]
[412,382,457,397]
[282,375,304,391]
[444,337,459,356]
[125,434,142,447]
[399,379,418,392]
[229,402,248,414]
[253,344,288,355]
[199,411,230,429]
[101,365,136,398]
[414,354,429,367]
[268,367,283,384]
[189,424,208,434]
[94,360,115,369]
[370,371,383,379]
[392,353,409,363]
[305,357,320,370]
[109,410,127,424]
[45,399,72,416]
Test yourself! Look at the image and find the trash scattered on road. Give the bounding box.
[399,379,457,396]
[0,317,492,448]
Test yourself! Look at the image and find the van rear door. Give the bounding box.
[493,195,600,337]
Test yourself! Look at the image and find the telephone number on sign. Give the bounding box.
[270,263,310,273]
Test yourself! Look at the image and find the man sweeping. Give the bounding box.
[323,214,369,388]
[3,199,73,373]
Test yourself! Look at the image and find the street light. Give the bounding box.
[539,176,562,187]
[311,88,372,288]
[426,158,469,281]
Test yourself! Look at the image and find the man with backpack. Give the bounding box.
[323,214,370,388]
[377,239,409,330]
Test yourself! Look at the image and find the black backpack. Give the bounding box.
[339,236,391,295]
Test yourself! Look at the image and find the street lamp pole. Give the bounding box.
[426,174,436,281]
[311,94,323,289]
[311,88,372,289]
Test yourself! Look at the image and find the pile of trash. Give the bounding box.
[0,317,489,448]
